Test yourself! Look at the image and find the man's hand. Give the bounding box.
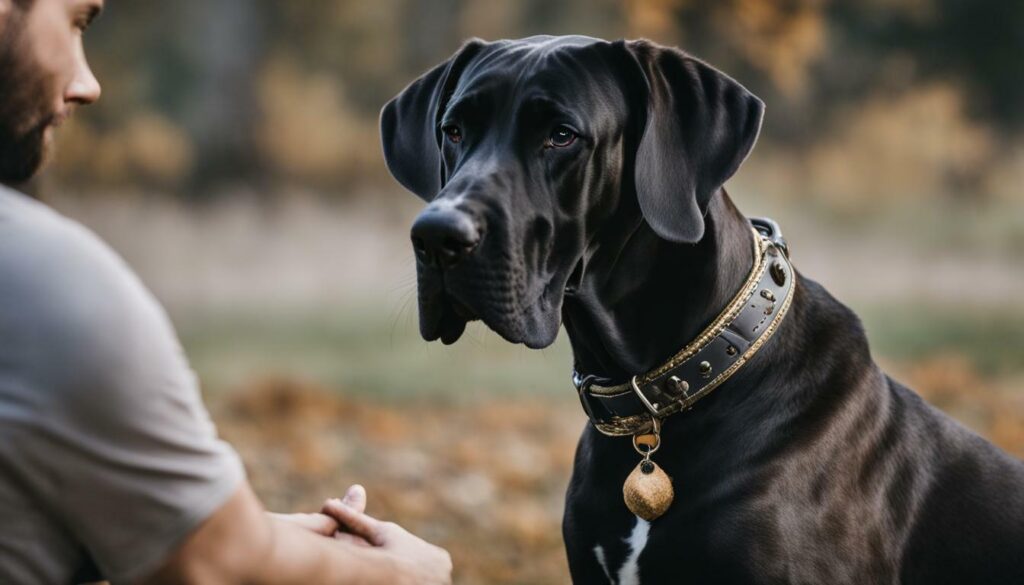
[269,485,371,545]
[267,511,338,536]
[324,484,373,546]
[143,482,451,585]
[323,498,453,585]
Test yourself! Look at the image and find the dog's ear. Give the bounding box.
[618,40,764,243]
[380,40,485,201]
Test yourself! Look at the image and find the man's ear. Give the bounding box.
[618,40,765,244]
[380,39,485,201]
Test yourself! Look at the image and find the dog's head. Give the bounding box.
[381,36,763,348]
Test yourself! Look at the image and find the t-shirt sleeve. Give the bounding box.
[2,216,245,584]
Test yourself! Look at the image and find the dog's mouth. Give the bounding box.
[428,294,478,345]
[418,267,569,348]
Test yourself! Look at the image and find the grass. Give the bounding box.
[177,304,576,402]
[177,300,1023,402]
[857,302,1024,376]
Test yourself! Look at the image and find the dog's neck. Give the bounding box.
[563,190,755,383]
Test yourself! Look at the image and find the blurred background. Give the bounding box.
[28,1,1024,583]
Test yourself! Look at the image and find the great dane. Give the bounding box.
[380,35,1024,584]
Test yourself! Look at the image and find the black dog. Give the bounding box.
[381,36,1024,584]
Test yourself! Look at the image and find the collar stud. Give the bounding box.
[771,261,787,286]
[667,376,688,394]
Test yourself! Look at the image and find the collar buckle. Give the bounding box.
[750,216,790,258]
[629,375,679,418]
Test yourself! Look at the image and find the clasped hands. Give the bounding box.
[269,484,374,545]
[269,485,453,585]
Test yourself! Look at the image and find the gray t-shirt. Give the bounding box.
[0,187,245,585]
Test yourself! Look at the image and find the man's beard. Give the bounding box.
[0,117,49,185]
[0,12,54,186]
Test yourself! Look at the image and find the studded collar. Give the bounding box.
[572,218,796,436]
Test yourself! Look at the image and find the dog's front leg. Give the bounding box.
[563,431,648,585]
[564,506,622,585]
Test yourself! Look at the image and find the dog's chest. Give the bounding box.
[570,503,784,585]
[565,460,879,585]
[592,517,651,585]
[571,505,745,585]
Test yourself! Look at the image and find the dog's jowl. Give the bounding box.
[381,36,1024,584]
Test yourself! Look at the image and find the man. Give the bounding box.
[0,1,453,583]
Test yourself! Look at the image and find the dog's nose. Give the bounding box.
[410,208,481,269]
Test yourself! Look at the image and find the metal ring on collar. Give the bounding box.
[632,417,661,456]
[630,375,670,417]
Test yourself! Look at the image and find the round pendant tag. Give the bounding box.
[623,459,674,520]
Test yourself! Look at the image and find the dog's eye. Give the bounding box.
[442,125,463,144]
[547,125,577,148]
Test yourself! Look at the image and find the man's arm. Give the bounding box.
[142,482,452,585]
[0,212,449,584]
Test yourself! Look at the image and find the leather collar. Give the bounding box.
[572,218,796,436]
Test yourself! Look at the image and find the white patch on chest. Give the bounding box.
[592,517,651,585]
[593,544,615,583]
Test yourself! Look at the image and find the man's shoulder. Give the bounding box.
[0,186,171,369]
[0,185,141,299]
[0,184,70,236]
